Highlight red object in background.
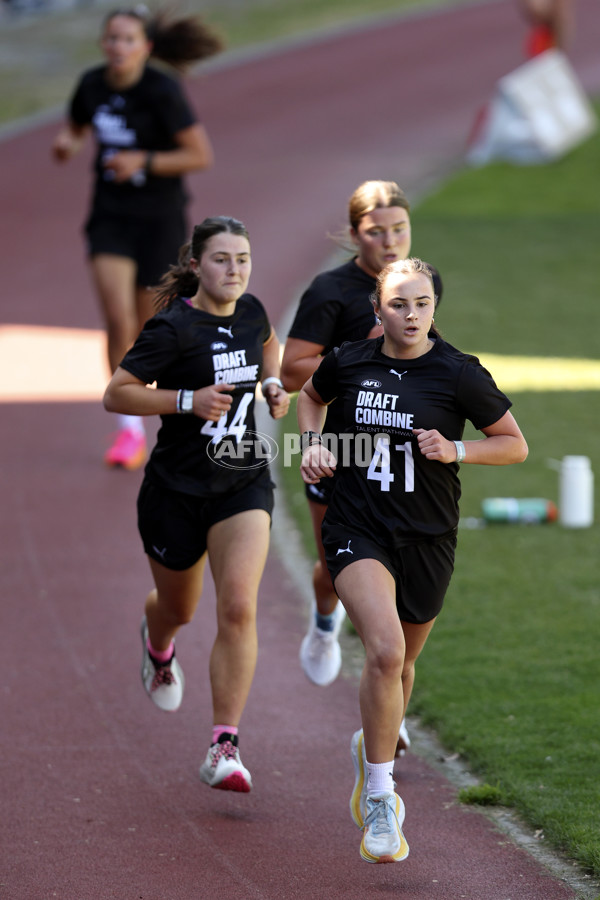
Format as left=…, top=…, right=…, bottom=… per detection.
left=526, top=23, right=556, bottom=56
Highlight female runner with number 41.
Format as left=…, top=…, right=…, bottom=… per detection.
left=298, top=258, right=527, bottom=864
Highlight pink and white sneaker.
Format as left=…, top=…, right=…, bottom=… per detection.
left=104, top=428, right=147, bottom=470
left=140, top=617, right=184, bottom=712
left=199, top=735, right=252, bottom=792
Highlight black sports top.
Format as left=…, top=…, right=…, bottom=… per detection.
left=287, top=258, right=377, bottom=436
left=311, top=336, right=511, bottom=543
left=120, top=295, right=272, bottom=496
left=69, top=65, right=198, bottom=217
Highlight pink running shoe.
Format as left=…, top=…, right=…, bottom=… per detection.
left=104, top=428, right=146, bottom=470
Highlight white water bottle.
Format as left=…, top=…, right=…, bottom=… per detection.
left=559, top=456, right=594, bottom=528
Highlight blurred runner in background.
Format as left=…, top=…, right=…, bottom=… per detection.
left=519, top=0, right=575, bottom=56
left=52, top=5, right=222, bottom=468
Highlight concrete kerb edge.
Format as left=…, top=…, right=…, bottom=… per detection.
left=409, top=724, right=600, bottom=900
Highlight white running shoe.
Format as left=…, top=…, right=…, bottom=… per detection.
left=350, top=728, right=367, bottom=828
left=140, top=617, right=184, bottom=712
left=360, top=792, right=409, bottom=864
left=351, top=721, right=410, bottom=828
left=199, top=736, right=252, bottom=792
left=299, top=600, right=346, bottom=686
left=396, top=718, right=411, bottom=758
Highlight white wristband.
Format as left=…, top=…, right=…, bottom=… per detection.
left=453, top=440, right=466, bottom=463
left=261, top=376, right=283, bottom=392
left=177, top=388, right=194, bottom=414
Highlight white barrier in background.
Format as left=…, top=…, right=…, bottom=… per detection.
left=467, top=50, right=597, bottom=166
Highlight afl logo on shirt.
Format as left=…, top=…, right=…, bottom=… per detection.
left=211, top=341, right=228, bottom=351
left=206, top=430, right=278, bottom=470
left=361, top=379, right=382, bottom=388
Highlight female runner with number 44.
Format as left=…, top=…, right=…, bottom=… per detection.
left=104, top=216, right=289, bottom=793
left=298, top=258, right=527, bottom=863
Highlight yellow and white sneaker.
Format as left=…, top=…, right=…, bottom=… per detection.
left=351, top=722, right=410, bottom=828
left=360, top=792, right=409, bottom=864
left=350, top=729, right=367, bottom=828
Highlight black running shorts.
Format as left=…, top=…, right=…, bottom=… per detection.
left=85, top=208, right=187, bottom=287
left=137, top=472, right=274, bottom=570
left=321, top=519, right=456, bottom=625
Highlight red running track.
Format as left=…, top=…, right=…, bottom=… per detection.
left=1, top=1, right=600, bottom=897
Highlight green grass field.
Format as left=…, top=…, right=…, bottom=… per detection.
left=278, top=111, right=600, bottom=877
left=411, top=128, right=600, bottom=876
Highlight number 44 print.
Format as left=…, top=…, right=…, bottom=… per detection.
left=201, top=392, right=253, bottom=444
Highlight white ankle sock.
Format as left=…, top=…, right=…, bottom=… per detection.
left=117, top=414, right=145, bottom=435
left=366, top=760, right=395, bottom=796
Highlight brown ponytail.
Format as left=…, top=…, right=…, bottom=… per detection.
left=153, top=241, right=198, bottom=311
left=104, top=7, right=224, bottom=72
left=147, top=11, right=224, bottom=71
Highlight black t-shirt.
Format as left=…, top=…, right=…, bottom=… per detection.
left=69, top=65, right=197, bottom=217
left=120, top=296, right=272, bottom=497
left=311, top=336, right=512, bottom=544
left=287, top=258, right=377, bottom=435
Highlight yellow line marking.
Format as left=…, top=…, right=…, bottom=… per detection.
left=477, top=353, right=600, bottom=392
